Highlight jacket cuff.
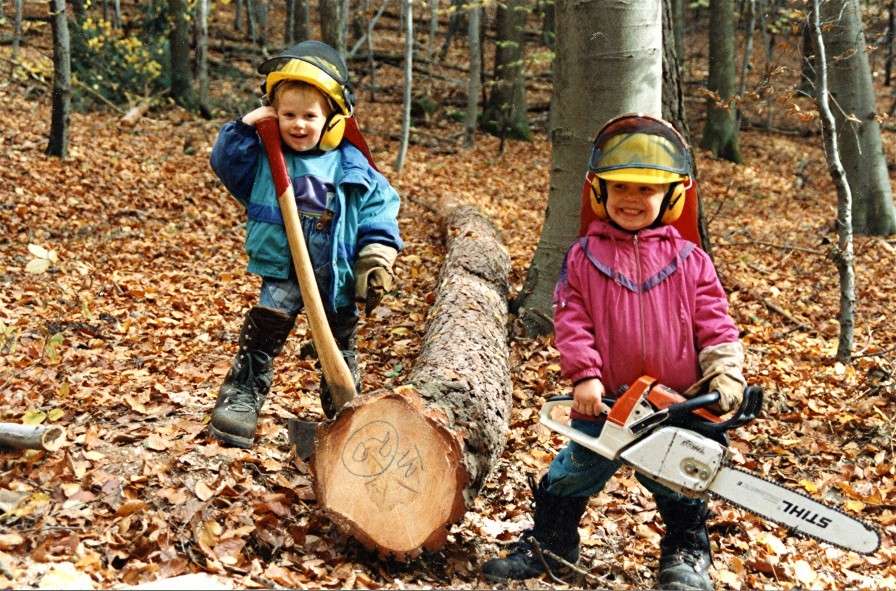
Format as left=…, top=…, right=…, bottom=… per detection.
left=570, top=369, right=603, bottom=385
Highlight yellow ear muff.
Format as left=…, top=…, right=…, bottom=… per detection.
left=588, top=175, right=609, bottom=220
left=660, top=179, right=689, bottom=224
left=318, top=113, right=347, bottom=151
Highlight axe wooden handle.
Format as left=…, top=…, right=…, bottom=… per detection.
left=256, top=118, right=356, bottom=412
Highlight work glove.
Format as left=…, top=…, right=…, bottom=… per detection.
left=354, top=243, right=398, bottom=314
left=685, top=341, right=747, bottom=414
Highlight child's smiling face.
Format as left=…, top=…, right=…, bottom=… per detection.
left=274, top=86, right=331, bottom=152
left=605, top=180, right=669, bottom=231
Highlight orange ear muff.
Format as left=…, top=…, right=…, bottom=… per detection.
left=317, top=113, right=347, bottom=151
left=660, top=177, right=691, bottom=224
left=588, top=174, right=609, bottom=220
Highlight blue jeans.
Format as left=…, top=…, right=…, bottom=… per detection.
left=544, top=419, right=704, bottom=511
left=259, top=276, right=358, bottom=349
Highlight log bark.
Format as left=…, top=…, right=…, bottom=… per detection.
left=311, top=202, right=512, bottom=558
left=0, top=423, right=66, bottom=451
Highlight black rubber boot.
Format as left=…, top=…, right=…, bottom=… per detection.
left=481, top=475, right=589, bottom=582
left=210, top=306, right=295, bottom=448
left=319, top=349, right=360, bottom=418
left=656, top=496, right=714, bottom=591
left=319, top=309, right=360, bottom=418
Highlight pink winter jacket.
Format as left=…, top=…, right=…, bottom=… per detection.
left=553, top=219, right=740, bottom=397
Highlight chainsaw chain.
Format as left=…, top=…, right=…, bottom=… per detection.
left=709, top=463, right=881, bottom=555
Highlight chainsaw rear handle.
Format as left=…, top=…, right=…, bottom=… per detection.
left=665, top=386, right=764, bottom=435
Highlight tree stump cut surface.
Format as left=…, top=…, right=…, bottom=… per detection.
left=312, top=203, right=513, bottom=558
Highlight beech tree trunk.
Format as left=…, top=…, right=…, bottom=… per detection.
left=483, top=0, right=530, bottom=140
left=515, top=0, right=662, bottom=335
left=701, top=0, right=742, bottom=163
left=812, top=1, right=855, bottom=362
left=312, top=203, right=512, bottom=557
left=320, top=0, right=346, bottom=56
left=169, top=0, right=196, bottom=109
left=196, top=0, right=210, bottom=108
left=47, top=0, right=71, bottom=158
left=820, top=0, right=896, bottom=235
left=394, top=0, right=412, bottom=172
left=464, top=4, right=482, bottom=148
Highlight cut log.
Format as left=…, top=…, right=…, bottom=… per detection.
left=312, top=202, right=512, bottom=558
left=0, top=423, right=66, bottom=451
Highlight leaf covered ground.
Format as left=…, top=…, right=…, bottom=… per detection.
left=2, top=8, right=896, bottom=591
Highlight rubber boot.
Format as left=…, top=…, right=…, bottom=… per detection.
left=481, top=475, right=588, bottom=582
left=319, top=349, right=360, bottom=418
left=319, top=310, right=360, bottom=418
left=656, top=496, right=714, bottom=591
left=210, top=306, right=295, bottom=448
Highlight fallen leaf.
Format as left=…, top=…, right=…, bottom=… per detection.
left=794, top=559, right=817, bottom=586
left=195, top=481, right=215, bottom=501
left=0, top=533, right=24, bottom=550
left=144, top=434, right=171, bottom=451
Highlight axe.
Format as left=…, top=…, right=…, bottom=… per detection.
left=256, top=118, right=356, bottom=455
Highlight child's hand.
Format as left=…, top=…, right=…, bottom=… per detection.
left=242, top=106, right=277, bottom=126
left=572, top=379, right=605, bottom=416
left=354, top=244, right=398, bottom=315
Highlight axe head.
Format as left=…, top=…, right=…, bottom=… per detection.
left=287, top=418, right=319, bottom=461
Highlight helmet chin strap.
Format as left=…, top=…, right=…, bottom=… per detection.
left=649, top=183, right=678, bottom=228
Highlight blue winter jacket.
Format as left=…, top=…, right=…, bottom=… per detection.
left=210, top=120, right=403, bottom=310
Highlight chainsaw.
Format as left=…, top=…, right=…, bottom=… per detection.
left=539, top=376, right=880, bottom=555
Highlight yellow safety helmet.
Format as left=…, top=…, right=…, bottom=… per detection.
left=587, top=114, right=693, bottom=225
left=258, top=41, right=354, bottom=151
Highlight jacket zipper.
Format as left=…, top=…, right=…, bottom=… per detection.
left=634, top=234, right=646, bottom=373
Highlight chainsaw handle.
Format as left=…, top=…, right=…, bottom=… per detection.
left=667, top=386, right=764, bottom=435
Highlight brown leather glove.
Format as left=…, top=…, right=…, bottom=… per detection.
left=354, top=244, right=397, bottom=314
left=685, top=341, right=747, bottom=413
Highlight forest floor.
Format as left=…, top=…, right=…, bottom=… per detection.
left=2, top=6, right=896, bottom=590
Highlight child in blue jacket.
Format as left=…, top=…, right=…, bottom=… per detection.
left=208, top=41, right=403, bottom=448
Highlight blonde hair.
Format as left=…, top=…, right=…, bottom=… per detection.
left=270, top=80, right=334, bottom=115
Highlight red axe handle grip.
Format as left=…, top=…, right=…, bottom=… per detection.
left=255, top=118, right=357, bottom=412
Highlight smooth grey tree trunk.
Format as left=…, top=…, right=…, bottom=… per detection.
left=541, top=0, right=555, bottom=48
left=295, top=0, right=310, bottom=41
left=463, top=4, right=481, bottom=148
left=483, top=0, right=530, bottom=141
left=516, top=0, right=663, bottom=335
left=429, top=0, right=439, bottom=64
left=234, top=0, right=243, bottom=31
left=169, top=0, right=195, bottom=109
left=820, top=0, right=896, bottom=235
left=738, top=0, right=755, bottom=100
left=320, top=0, right=346, bottom=56
left=812, top=1, right=855, bottom=362
left=798, top=19, right=815, bottom=95
left=662, top=0, right=712, bottom=257
left=701, top=0, right=741, bottom=162
left=47, top=0, right=71, bottom=159
left=196, top=0, right=210, bottom=108
left=672, top=0, right=684, bottom=64
left=395, top=0, right=412, bottom=172
left=285, top=0, right=295, bottom=43
left=253, top=0, right=268, bottom=47
left=12, top=0, right=23, bottom=65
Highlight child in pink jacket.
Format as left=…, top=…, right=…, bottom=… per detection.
left=483, top=114, right=746, bottom=591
